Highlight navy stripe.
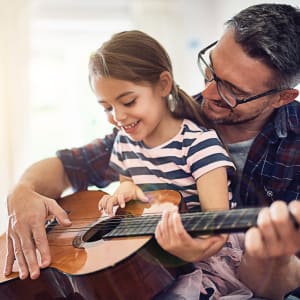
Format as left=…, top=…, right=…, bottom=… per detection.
left=114, top=150, right=187, bottom=166
left=191, top=153, right=231, bottom=173
left=188, top=138, right=224, bottom=156
left=126, top=166, right=189, bottom=180
left=109, top=161, right=130, bottom=177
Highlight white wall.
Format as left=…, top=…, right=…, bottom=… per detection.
left=0, top=0, right=32, bottom=233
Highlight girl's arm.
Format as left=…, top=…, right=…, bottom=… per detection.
left=98, top=175, right=148, bottom=216
left=155, top=167, right=230, bottom=262
left=196, top=166, right=229, bottom=211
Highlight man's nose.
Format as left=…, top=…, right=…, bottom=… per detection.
left=201, top=80, right=220, bottom=100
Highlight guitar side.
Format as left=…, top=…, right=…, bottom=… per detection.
left=0, top=190, right=186, bottom=300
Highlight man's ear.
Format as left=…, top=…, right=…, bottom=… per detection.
left=159, top=71, right=173, bottom=97
left=272, top=89, right=299, bottom=108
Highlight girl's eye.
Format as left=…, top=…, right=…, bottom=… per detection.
left=123, top=98, right=136, bottom=107
left=104, top=107, right=112, bottom=113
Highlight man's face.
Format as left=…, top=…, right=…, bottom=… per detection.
left=201, top=29, right=279, bottom=125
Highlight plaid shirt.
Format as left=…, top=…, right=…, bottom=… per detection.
left=240, top=101, right=300, bottom=207
left=57, top=94, right=300, bottom=207
left=194, top=93, right=300, bottom=207
left=57, top=127, right=119, bottom=190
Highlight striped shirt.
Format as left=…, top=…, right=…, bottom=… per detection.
left=110, top=119, right=235, bottom=211
left=57, top=95, right=300, bottom=208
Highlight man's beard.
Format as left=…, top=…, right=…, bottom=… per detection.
left=200, top=101, right=261, bottom=126
left=211, top=114, right=260, bottom=125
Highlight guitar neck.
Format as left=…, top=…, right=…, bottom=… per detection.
left=103, top=207, right=260, bottom=239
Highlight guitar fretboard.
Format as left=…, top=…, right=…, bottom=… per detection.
left=103, top=207, right=260, bottom=238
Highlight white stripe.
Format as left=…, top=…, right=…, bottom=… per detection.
left=193, top=161, right=235, bottom=179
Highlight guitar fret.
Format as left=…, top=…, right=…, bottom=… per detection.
left=103, top=208, right=260, bottom=238
left=104, top=215, right=160, bottom=238
left=204, top=212, right=229, bottom=232
left=216, top=211, right=229, bottom=230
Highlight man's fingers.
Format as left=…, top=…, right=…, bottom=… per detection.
left=289, top=200, right=300, bottom=228
left=47, top=199, right=71, bottom=227
left=19, top=235, right=42, bottom=280
left=252, top=202, right=300, bottom=257
left=4, top=236, right=15, bottom=276
left=244, top=227, right=265, bottom=257
left=32, top=227, right=51, bottom=269
left=10, top=233, right=30, bottom=280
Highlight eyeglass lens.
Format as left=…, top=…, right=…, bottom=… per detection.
left=198, top=52, right=237, bottom=107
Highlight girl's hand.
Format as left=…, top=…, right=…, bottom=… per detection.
left=98, top=181, right=148, bottom=216
left=155, top=210, right=227, bottom=262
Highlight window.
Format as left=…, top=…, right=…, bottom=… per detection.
left=29, top=12, right=132, bottom=161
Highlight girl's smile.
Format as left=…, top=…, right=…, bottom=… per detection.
left=120, top=120, right=140, bottom=134
left=92, top=76, right=181, bottom=147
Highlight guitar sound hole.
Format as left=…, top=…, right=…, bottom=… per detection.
left=83, top=216, right=122, bottom=243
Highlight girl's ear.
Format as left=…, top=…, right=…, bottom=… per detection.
left=159, top=71, right=173, bottom=97
left=272, top=88, right=299, bottom=108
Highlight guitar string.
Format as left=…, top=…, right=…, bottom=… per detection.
left=45, top=209, right=260, bottom=234
left=45, top=209, right=260, bottom=233
left=45, top=209, right=259, bottom=231
left=46, top=210, right=259, bottom=247
left=45, top=207, right=260, bottom=224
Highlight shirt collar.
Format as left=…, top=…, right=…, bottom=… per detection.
left=194, top=93, right=300, bottom=138
left=273, top=101, right=300, bottom=138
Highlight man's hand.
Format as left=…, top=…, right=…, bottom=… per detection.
left=245, top=200, right=300, bottom=258
left=239, top=201, right=300, bottom=300
left=4, top=184, right=71, bottom=280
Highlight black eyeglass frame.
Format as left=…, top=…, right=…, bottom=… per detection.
left=197, top=40, right=284, bottom=108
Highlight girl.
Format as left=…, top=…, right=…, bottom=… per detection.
left=89, top=30, right=252, bottom=299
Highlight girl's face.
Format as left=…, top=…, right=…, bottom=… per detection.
left=92, top=76, right=174, bottom=147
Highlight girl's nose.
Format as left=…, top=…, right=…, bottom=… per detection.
left=112, top=107, right=126, bottom=123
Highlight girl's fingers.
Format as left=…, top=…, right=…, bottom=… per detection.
left=136, top=188, right=149, bottom=202
left=117, top=194, right=126, bottom=208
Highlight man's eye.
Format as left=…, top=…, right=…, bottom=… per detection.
left=232, top=90, right=247, bottom=98
left=224, top=84, right=247, bottom=98
left=205, top=68, right=214, bottom=81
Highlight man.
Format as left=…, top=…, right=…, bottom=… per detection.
left=4, top=3, right=300, bottom=299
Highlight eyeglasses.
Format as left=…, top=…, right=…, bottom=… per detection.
left=197, top=41, right=282, bottom=108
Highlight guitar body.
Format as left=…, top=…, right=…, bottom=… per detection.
left=0, top=190, right=191, bottom=300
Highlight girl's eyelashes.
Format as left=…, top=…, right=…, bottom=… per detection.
left=100, top=97, right=137, bottom=113
left=103, top=107, right=112, bottom=113
left=123, top=98, right=136, bottom=107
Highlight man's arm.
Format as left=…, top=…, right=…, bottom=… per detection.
left=238, top=201, right=300, bottom=300
left=5, top=157, right=72, bottom=280
left=5, top=130, right=118, bottom=280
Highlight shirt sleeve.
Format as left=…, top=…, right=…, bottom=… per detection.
left=109, top=132, right=131, bottom=177
left=187, top=129, right=235, bottom=180
left=56, top=128, right=119, bottom=191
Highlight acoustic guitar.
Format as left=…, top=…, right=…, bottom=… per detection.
left=0, top=190, right=259, bottom=300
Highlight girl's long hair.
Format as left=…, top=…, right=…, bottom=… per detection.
left=89, top=30, right=209, bottom=128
